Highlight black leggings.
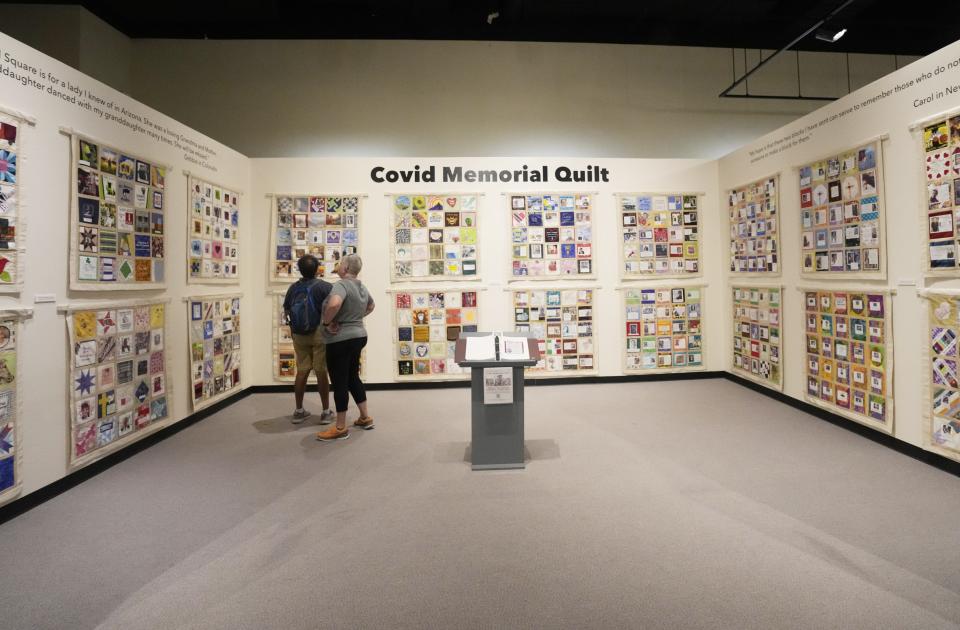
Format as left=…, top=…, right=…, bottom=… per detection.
left=325, top=336, right=367, bottom=413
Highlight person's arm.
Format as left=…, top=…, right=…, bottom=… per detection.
left=365, top=293, right=375, bottom=317
left=322, top=290, right=344, bottom=329
left=282, top=286, right=293, bottom=322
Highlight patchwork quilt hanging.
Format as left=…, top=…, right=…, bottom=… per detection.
left=0, top=311, right=25, bottom=506
left=728, top=176, right=780, bottom=274
left=802, top=289, right=893, bottom=433
left=188, top=176, right=240, bottom=282
left=512, top=287, right=596, bottom=376
left=0, top=108, right=25, bottom=293
left=921, top=291, right=960, bottom=462
left=622, top=285, right=704, bottom=372
left=66, top=300, right=170, bottom=468
left=918, top=114, right=960, bottom=272
left=731, top=285, right=782, bottom=390
left=269, top=194, right=360, bottom=282
left=70, top=133, right=169, bottom=288
left=186, top=295, right=241, bottom=410
left=508, top=193, right=594, bottom=278
left=617, top=193, right=701, bottom=277
left=391, top=194, right=479, bottom=281
left=391, top=288, right=479, bottom=379
left=797, top=141, right=885, bottom=277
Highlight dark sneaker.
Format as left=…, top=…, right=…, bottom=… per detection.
left=318, top=410, right=335, bottom=425
left=316, top=426, right=349, bottom=441
left=353, top=416, right=375, bottom=430
left=291, top=409, right=311, bottom=424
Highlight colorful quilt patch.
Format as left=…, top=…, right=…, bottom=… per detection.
left=618, top=193, right=700, bottom=277
left=732, top=286, right=782, bottom=389
left=509, top=194, right=593, bottom=277
left=513, top=288, right=594, bottom=375
left=68, top=302, right=168, bottom=466
left=74, top=135, right=165, bottom=287
left=394, top=290, right=478, bottom=378
left=271, top=194, right=360, bottom=281
left=624, top=286, right=703, bottom=371
left=391, top=195, right=477, bottom=280
left=729, top=177, right=779, bottom=273
left=189, top=177, right=240, bottom=281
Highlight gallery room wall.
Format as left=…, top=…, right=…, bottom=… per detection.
left=1, top=4, right=918, bottom=159
left=0, top=31, right=252, bottom=496
left=248, top=157, right=721, bottom=385
left=719, top=37, right=960, bottom=460
left=127, top=40, right=913, bottom=159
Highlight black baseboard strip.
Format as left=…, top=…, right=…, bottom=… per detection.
left=251, top=371, right=727, bottom=393
left=723, top=372, right=960, bottom=478
left=0, top=388, right=252, bottom=526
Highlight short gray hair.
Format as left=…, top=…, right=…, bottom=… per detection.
left=342, top=253, right=363, bottom=275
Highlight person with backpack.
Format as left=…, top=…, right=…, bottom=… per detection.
left=283, top=254, right=334, bottom=424
left=315, top=253, right=375, bottom=442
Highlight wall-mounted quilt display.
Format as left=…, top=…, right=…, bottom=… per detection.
left=803, top=289, right=892, bottom=433
left=391, top=194, right=479, bottom=281
left=622, top=286, right=703, bottom=372
left=728, top=176, right=779, bottom=274
left=0, top=311, right=26, bottom=506
left=731, top=285, right=782, bottom=390
left=918, top=114, right=960, bottom=272
left=512, top=288, right=595, bottom=375
left=269, top=194, right=360, bottom=282
left=0, top=108, right=25, bottom=293
left=188, top=175, right=240, bottom=282
left=391, top=289, right=478, bottom=379
left=617, top=193, right=700, bottom=278
left=187, top=295, right=241, bottom=410
left=272, top=293, right=297, bottom=381
left=508, top=193, right=594, bottom=278
left=798, top=141, right=885, bottom=278
left=65, top=300, right=170, bottom=468
left=70, top=133, right=169, bottom=289
left=920, top=291, right=960, bottom=462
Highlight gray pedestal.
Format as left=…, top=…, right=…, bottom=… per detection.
left=469, top=365, right=527, bottom=470
left=455, top=332, right=540, bottom=471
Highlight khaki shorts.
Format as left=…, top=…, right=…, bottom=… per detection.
left=291, top=328, right=327, bottom=376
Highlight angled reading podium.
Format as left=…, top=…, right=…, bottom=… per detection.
left=454, top=332, right=541, bottom=470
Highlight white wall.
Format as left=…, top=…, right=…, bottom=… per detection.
left=248, top=157, right=722, bottom=385
left=0, top=31, right=252, bottom=496
left=718, top=39, right=960, bottom=461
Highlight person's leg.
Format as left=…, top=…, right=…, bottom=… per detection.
left=323, top=340, right=350, bottom=431
left=347, top=337, right=371, bottom=425
left=312, top=330, right=333, bottom=422
left=291, top=333, right=313, bottom=423
left=294, top=370, right=308, bottom=409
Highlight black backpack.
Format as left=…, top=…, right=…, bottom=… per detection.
left=288, top=281, right=322, bottom=335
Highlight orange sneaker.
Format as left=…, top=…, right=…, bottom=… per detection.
left=316, top=426, right=349, bottom=441
left=353, top=416, right=375, bottom=430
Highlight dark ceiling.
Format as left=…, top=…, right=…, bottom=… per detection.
left=22, top=0, right=960, bottom=57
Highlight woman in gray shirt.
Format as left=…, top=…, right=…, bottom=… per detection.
left=316, top=254, right=375, bottom=441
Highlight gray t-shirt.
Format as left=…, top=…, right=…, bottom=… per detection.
left=322, top=278, right=372, bottom=344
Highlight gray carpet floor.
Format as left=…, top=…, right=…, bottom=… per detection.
left=0, top=379, right=958, bottom=629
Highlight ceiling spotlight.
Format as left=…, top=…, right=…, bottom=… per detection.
left=815, top=27, right=847, bottom=43
left=487, top=11, right=499, bottom=25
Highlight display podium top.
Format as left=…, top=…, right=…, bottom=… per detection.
left=454, top=332, right=541, bottom=368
